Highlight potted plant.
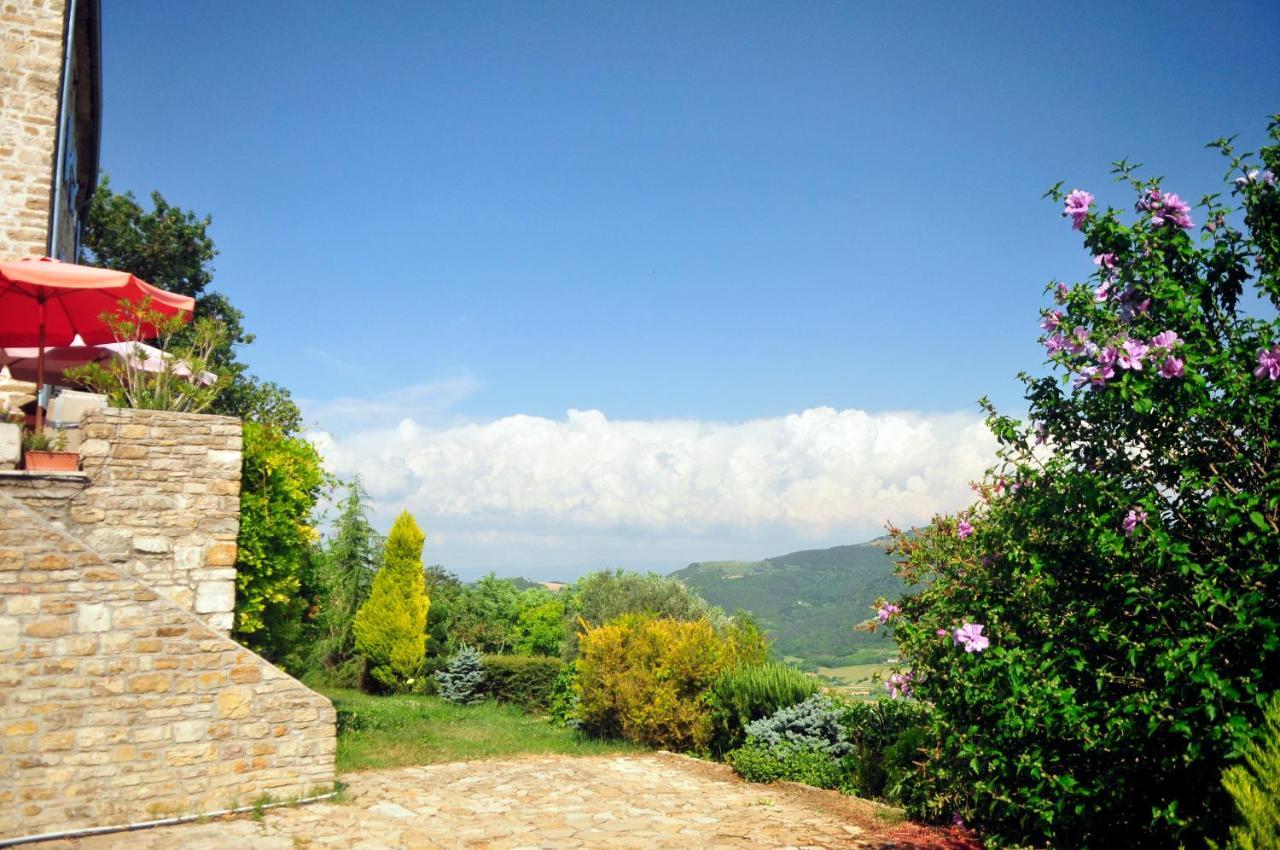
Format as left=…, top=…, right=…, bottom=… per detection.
left=22, top=428, right=78, bottom=472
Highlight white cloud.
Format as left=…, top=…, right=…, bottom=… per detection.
left=308, top=406, right=996, bottom=573
left=298, top=377, right=480, bottom=429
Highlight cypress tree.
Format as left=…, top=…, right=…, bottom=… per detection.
left=353, top=510, right=430, bottom=691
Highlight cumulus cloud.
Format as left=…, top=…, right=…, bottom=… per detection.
left=308, top=406, right=996, bottom=571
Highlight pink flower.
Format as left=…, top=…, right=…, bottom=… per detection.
left=1118, top=339, right=1149, bottom=370
left=886, top=671, right=914, bottom=699
left=1063, top=190, right=1094, bottom=229
left=936, top=628, right=950, bottom=638
left=1033, top=420, right=1047, bottom=445
left=953, top=623, right=989, bottom=653
left=1055, top=282, right=1070, bottom=303
left=1045, top=333, right=1066, bottom=354
left=1094, top=281, right=1112, bottom=302
left=1159, top=356, right=1184, bottom=379
left=1122, top=507, right=1147, bottom=536
left=1093, top=253, right=1117, bottom=270
left=957, top=520, right=974, bottom=539
left=1255, top=346, right=1280, bottom=381
left=876, top=603, right=901, bottom=625
left=1138, top=189, right=1194, bottom=229
left=1149, top=330, right=1181, bottom=351
left=1068, top=326, right=1091, bottom=355
left=1041, top=311, right=1063, bottom=332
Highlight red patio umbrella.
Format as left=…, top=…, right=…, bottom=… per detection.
left=0, top=257, right=195, bottom=432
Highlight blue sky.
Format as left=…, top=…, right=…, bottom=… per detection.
left=97, top=1, right=1280, bottom=577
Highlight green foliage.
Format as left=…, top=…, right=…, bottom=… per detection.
left=481, top=654, right=565, bottom=711
left=672, top=543, right=904, bottom=664
left=564, top=568, right=727, bottom=658
left=64, top=297, right=226, bottom=413
left=884, top=120, right=1280, bottom=847
left=435, top=645, right=486, bottom=705
left=726, top=741, right=846, bottom=790
left=304, top=481, right=382, bottom=687
left=512, top=595, right=567, bottom=657
left=421, top=564, right=463, bottom=676
left=233, top=421, right=325, bottom=661
left=840, top=699, right=931, bottom=802
left=353, top=511, right=430, bottom=692
left=447, top=573, right=525, bottom=654
left=81, top=176, right=303, bottom=434
left=547, top=663, right=581, bottom=727
left=575, top=613, right=767, bottom=751
left=1217, top=695, right=1280, bottom=850
left=708, top=661, right=820, bottom=754
left=743, top=694, right=852, bottom=758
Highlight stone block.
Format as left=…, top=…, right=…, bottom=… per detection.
left=173, top=546, right=203, bottom=570
left=76, top=603, right=110, bottom=633
left=206, top=543, right=237, bottom=566
left=132, top=536, right=170, bottom=554
left=216, top=688, right=252, bottom=720
left=194, top=581, right=234, bottom=614
left=0, top=423, right=19, bottom=469
left=0, top=616, right=18, bottom=651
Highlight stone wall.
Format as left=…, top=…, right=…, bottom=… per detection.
left=0, top=408, right=243, bottom=634
left=0, top=0, right=66, bottom=260
left=0, top=492, right=336, bottom=841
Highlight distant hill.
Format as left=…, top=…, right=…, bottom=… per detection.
left=670, top=540, right=904, bottom=666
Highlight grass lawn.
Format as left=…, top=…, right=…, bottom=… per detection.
left=319, top=687, right=638, bottom=773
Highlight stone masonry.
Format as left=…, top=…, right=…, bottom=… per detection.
left=1, top=408, right=242, bottom=634
left=0, top=0, right=66, bottom=260
left=0, top=492, right=336, bottom=840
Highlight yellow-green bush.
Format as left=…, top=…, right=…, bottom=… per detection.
left=353, top=511, right=430, bottom=691
left=575, top=613, right=766, bottom=751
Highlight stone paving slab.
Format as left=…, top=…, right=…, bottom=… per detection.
left=23, top=753, right=976, bottom=849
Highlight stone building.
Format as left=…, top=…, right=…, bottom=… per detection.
left=0, top=0, right=101, bottom=262
left=1, top=3, right=337, bottom=841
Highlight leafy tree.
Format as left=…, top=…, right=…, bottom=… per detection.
left=448, top=573, right=525, bottom=654
left=563, top=568, right=726, bottom=658
left=305, top=480, right=382, bottom=685
left=353, top=510, right=431, bottom=691
left=512, top=593, right=567, bottom=656
left=1216, top=695, right=1280, bottom=850
left=421, top=564, right=463, bottom=672
left=882, top=120, right=1280, bottom=847
left=233, top=421, right=326, bottom=662
left=80, top=176, right=303, bottom=433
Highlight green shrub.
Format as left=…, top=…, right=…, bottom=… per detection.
left=481, top=654, right=564, bottom=711
left=1216, top=695, right=1280, bottom=850
left=726, top=741, right=846, bottom=790
left=744, top=694, right=852, bottom=758
left=708, top=661, right=820, bottom=754
left=563, top=569, right=727, bottom=658
left=548, top=663, right=581, bottom=728
left=884, top=121, right=1280, bottom=847
left=352, top=511, right=430, bottom=692
left=840, top=699, right=931, bottom=801
left=575, top=613, right=766, bottom=750
left=435, top=645, right=486, bottom=705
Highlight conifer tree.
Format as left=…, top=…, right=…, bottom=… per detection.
left=353, top=510, right=430, bottom=691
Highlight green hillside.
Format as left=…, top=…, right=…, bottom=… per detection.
left=670, top=540, right=904, bottom=667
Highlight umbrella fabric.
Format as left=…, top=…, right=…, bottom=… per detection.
left=0, top=340, right=216, bottom=386
left=0, top=257, right=195, bottom=347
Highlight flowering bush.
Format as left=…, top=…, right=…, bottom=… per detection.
left=881, top=118, right=1280, bottom=848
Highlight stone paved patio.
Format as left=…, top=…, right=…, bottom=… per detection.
left=25, top=753, right=976, bottom=849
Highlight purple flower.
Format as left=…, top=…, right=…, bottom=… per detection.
left=1265, top=170, right=1276, bottom=185
left=1094, top=281, right=1112, bottom=302
left=1255, top=345, right=1280, bottom=381
left=1045, top=333, right=1066, bottom=354
left=886, top=671, right=914, bottom=699
left=1150, top=330, right=1182, bottom=351
left=1098, top=346, right=1119, bottom=368
left=957, top=520, right=974, bottom=539
left=1159, top=356, right=1184, bottom=379
left=1068, top=326, right=1091, bottom=355
left=936, top=628, right=950, bottom=638
left=1093, top=252, right=1117, bottom=270
left=953, top=623, right=989, bottom=653
left=1063, top=189, right=1094, bottom=229
left=876, top=603, right=901, bottom=625
left=951, top=813, right=966, bottom=829
left=1055, top=282, right=1070, bottom=303
left=1138, top=189, right=1194, bottom=229
left=1122, top=507, right=1148, bottom=537
left=1041, top=311, right=1063, bottom=332
left=1118, top=339, right=1149, bottom=370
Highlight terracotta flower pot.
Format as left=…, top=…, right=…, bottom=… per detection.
left=23, top=450, right=79, bottom=472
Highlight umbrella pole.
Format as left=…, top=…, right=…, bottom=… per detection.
left=35, top=296, right=46, bottom=434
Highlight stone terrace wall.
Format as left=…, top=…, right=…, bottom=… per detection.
left=0, top=0, right=66, bottom=260
left=0, top=492, right=335, bottom=840
left=1, top=409, right=244, bottom=634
